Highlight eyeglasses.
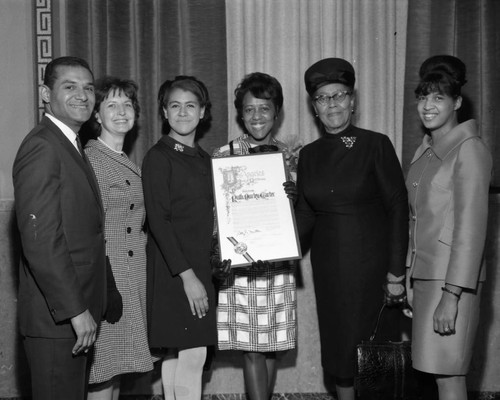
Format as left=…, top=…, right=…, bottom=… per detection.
left=313, top=91, right=352, bottom=106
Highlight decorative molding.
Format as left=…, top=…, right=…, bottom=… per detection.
left=34, top=0, right=53, bottom=120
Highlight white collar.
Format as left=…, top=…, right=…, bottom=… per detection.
left=45, top=113, right=79, bottom=150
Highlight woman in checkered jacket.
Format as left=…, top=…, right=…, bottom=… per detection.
left=84, top=77, right=153, bottom=399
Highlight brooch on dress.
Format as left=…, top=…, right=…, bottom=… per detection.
left=340, top=136, right=356, bottom=149
left=174, top=143, right=184, bottom=152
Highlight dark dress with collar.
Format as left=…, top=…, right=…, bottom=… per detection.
left=295, top=124, right=408, bottom=379
left=142, top=135, right=216, bottom=349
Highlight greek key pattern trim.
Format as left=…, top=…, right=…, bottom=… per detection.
left=35, top=0, right=53, bottom=120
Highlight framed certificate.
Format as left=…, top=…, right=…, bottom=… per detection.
left=212, top=152, right=302, bottom=267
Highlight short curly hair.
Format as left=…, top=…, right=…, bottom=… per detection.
left=233, top=72, right=283, bottom=121
left=86, top=76, right=140, bottom=136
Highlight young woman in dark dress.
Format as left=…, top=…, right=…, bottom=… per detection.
left=142, top=76, right=216, bottom=400
left=295, top=58, right=409, bottom=400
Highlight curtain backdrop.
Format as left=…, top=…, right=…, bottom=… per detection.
left=402, top=0, right=500, bottom=187
left=221, top=1, right=409, bottom=394
left=225, top=0, right=408, bottom=157
left=62, top=0, right=228, bottom=166
left=59, top=0, right=410, bottom=163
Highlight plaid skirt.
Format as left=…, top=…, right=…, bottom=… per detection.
left=217, top=262, right=297, bottom=352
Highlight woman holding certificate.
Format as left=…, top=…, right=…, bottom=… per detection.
left=212, top=72, right=298, bottom=400
left=295, top=58, right=409, bottom=400
left=142, top=76, right=218, bottom=400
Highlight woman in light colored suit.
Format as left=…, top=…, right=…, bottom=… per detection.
left=84, top=77, right=153, bottom=400
left=406, top=55, right=492, bottom=400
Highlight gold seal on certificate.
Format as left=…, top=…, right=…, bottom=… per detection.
left=227, top=236, right=255, bottom=263
left=212, top=152, right=301, bottom=268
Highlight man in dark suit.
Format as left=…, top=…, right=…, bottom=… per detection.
left=13, top=56, right=106, bottom=400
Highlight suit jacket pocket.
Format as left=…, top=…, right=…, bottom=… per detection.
left=438, top=225, right=453, bottom=246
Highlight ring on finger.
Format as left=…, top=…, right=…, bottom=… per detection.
left=444, top=327, right=451, bottom=332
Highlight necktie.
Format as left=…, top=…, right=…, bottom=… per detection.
left=75, top=134, right=87, bottom=163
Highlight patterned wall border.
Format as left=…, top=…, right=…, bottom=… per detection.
left=34, top=0, right=53, bottom=120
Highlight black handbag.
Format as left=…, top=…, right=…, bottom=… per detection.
left=355, top=304, right=418, bottom=400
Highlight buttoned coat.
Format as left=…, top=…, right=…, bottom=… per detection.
left=84, top=139, right=152, bottom=383
left=295, top=125, right=409, bottom=378
left=142, top=135, right=217, bottom=349
left=13, top=116, right=106, bottom=338
left=406, top=120, right=492, bottom=289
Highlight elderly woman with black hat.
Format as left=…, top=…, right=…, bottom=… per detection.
left=295, top=58, right=409, bottom=400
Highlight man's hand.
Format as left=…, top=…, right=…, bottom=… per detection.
left=70, top=309, right=97, bottom=355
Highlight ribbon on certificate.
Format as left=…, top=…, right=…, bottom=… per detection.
left=227, top=237, right=255, bottom=263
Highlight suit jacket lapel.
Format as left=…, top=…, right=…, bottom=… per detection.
left=41, top=117, right=105, bottom=216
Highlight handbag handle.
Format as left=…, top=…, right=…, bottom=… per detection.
left=368, top=303, right=387, bottom=341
